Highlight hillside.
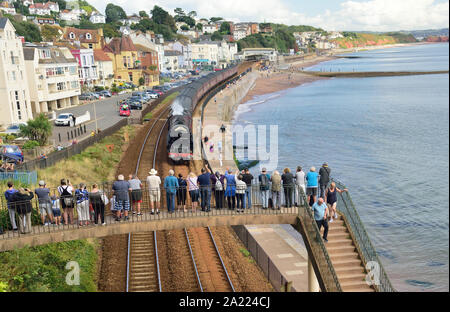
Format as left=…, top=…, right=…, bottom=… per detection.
left=332, top=32, right=417, bottom=49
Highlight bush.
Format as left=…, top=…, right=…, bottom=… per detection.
left=0, top=239, right=98, bottom=292
left=22, top=140, right=40, bottom=150
left=19, top=114, right=53, bottom=146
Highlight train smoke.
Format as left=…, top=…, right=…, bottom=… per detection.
left=171, top=99, right=184, bottom=116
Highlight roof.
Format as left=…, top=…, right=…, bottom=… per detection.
left=23, top=45, right=77, bottom=64
left=64, top=27, right=99, bottom=43
left=134, top=44, right=156, bottom=53
left=104, top=36, right=136, bottom=54
left=93, top=49, right=112, bottom=62
left=0, top=17, right=9, bottom=29
left=164, top=50, right=181, bottom=56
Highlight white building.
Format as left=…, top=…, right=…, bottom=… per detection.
left=70, top=49, right=98, bottom=87
left=203, top=24, right=217, bottom=34
left=119, top=26, right=131, bottom=36
left=190, top=41, right=219, bottom=66
left=0, top=1, right=16, bottom=14
left=0, top=18, right=33, bottom=126
left=89, top=11, right=105, bottom=24
left=22, top=0, right=34, bottom=6
left=23, top=44, right=80, bottom=114
left=94, top=49, right=114, bottom=88
left=59, top=10, right=80, bottom=22
left=29, top=1, right=59, bottom=15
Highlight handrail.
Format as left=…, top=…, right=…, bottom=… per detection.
left=332, top=178, right=396, bottom=292
left=297, top=186, right=342, bottom=292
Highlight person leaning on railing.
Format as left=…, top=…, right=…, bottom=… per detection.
left=258, top=168, right=271, bottom=209
left=281, top=168, right=295, bottom=208
left=235, top=174, right=247, bottom=213
left=11, top=188, right=34, bottom=234
left=224, top=169, right=236, bottom=210
left=89, top=184, right=107, bottom=226
left=146, top=169, right=161, bottom=215
left=4, top=181, right=18, bottom=231
left=164, top=169, right=179, bottom=214
left=270, top=170, right=282, bottom=210
left=187, top=172, right=199, bottom=213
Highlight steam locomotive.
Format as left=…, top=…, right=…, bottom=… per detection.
left=167, top=66, right=238, bottom=163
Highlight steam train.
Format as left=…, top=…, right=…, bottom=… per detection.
left=167, top=66, right=239, bottom=163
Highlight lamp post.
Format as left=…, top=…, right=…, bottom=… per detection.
left=93, top=100, right=98, bottom=134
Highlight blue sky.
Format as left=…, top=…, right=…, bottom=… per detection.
left=89, top=0, right=449, bottom=31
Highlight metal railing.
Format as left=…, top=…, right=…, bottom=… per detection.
left=16, top=118, right=129, bottom=172
left=0, top=171, right=37, bottom=185
left=296, top=185, right=342, bottom=292
left=332, top=178, right=396, bottom=292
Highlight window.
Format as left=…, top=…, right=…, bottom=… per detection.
left=69, top=66, right=77, bottom=74
left=128, top=72, right=133, bottom=81
left=57, top=82, right=66, bottom=91
left=88, top=43, right=93, bottom=49
left=12, top=71, right=16, bottom=81
left=123, top=56, right=127, bottom=67
left=20, top=71, right=23, bottom=80
left=69, top=32, right=75, bottom=39
left=86, top=33, right=92, bottom=40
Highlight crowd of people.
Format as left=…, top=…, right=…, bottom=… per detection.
left=2, top=163, right=347, bottom=241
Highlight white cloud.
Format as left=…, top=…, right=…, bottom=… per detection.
left=89, top=0, right=449, bottom=31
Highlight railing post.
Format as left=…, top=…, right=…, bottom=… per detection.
left=308, top=257, right=320, bottom=292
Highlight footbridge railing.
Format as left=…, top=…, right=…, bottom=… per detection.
left=332, top=178, right=396, bottom=292
left=296, top=186, right=342, bottom=292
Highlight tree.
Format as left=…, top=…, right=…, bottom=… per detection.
left=219, top=22, right=231, bottom=35
left=211, top=31, right=223, bottom=41
left=188, top=11, right=197, bottom=18
left=139, top=10, right=149, bottom=18
left=19, top=114, right=53, bottom=146
left=105, top=3, right=127, bottom=23
left=210, top=17, right=223, bottom=23
left=103, top=23, right=121, bottom=38
left=41, top=25, right=61, bottom=42
left=139, top=77, right=145, bottom=86
left=195, top=23, right=203, bottom=31
left=8, top=17, right=42, bottom=42
left=151, top=5, right=177, bottom=32
left=174, top=8, right=185, bottom=16
left=180, top=25, right=189, bottom=31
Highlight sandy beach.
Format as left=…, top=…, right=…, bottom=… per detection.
left=240, top=55, right=334, bottom=105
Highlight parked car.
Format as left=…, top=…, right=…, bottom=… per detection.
left=119, top=104, right=131, bottom=117
left=87, top=92, right=100, bottom=99
left=54, top=113, right=74, bottom=126
left=2, top=122, right=27, bottom=135
left=79, top=93, right=95, bottom=101
left=129, top=95, right=146, bottom=105
left=152, top=89, right=164, bottom=96
left=98, top=90, right=112, bottom=97
left=1, top=145, right=24, bottom=162
left=145, top=90, right=159, bottom=99
left=128, top=99, right=143, bottom=110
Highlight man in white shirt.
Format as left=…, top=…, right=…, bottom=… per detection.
left=146, top=169, right=161, bottom=214
left=295, top=166, right=306, bottom=206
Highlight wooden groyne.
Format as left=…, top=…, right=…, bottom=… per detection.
left=299, top=70, right=449, bottom=78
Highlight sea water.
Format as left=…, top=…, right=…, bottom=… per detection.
left=234, top=43, right=449, bottom=291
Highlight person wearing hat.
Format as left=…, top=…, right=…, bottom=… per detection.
left=319, top=162, right=331, bottom=199
left=258, top=168, right=271, bottom=209
left=146, top=169, right=161, bottom=215
left=35, top=180, right=53, bottom=225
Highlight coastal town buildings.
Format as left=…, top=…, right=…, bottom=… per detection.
left=129, top=31, right=165, bottom=72
left=63, top=27, right=104, bottom=50
left=0, top=1, right=16, bottom=15
left=135, top=43, right=159, bottom=86
left=190, top=41, right=219, bottom=66
left=89, top=12, right=105, bottom=24
left=103, top=35, right=144, bottom=86
left=70, top=48, right=98, bottom=87
left=0, top=17, right=33, bottom=126
left=163, top=50, right=184, bottom=72
left=29, top=1, right=59, bottom=16
left=203, top=24, right=217, bottom=34
left=23, top=44, right=81, bottom=114
left=59, top=9, right=80, bottom=23
left=93, top=49, right=114, bottom=88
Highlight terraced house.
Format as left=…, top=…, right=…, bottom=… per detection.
left=23, top=44, right=80, bottom=114
left=0, top=18, right=32, bottom=126
left=63, top=27, right=104, bottom=50
left=103, top=35, right=144, bottom=87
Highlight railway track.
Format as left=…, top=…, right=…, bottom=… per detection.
left=185, top=227, right=235, bottom=292
left=126, top=232, right=161, bottom=292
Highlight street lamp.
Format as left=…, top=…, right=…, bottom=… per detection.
left=93, top=100, right=98, bottom=134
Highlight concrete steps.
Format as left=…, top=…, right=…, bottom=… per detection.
left=323, top=215, right=375, bottom=292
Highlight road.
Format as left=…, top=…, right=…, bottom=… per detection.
left=49, top=93, right=132, bottom=146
